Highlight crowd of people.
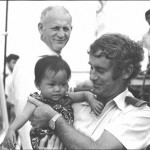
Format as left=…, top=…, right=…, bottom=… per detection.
left=2, top=4, right=150, bottom=150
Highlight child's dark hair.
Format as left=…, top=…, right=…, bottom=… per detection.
left=35, top=55, right=71, bottom=85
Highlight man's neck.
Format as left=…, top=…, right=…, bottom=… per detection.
left=97, top=86, right=127, bottom=106
left=42, top=39, right=61, bottom=55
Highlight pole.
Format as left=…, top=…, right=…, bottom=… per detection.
left=3, top=0, right=9, bottom=88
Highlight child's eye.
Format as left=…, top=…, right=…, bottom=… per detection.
left=62, top=83, right=67, bottom=86
left=49, top=83, right=54, bottom=87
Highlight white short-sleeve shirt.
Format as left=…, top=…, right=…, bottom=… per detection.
left=72, top=89, right=150, bottom=149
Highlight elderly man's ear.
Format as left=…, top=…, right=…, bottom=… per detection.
left=122, top=64, right=134, bottom=79
left=38, top=23, right=43, bottom=35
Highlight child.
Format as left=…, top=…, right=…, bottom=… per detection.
left=3, top=55, right=103, bottom=150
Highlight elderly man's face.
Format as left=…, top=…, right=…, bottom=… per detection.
left=89, top=54, right=124, bottom=99
left=39, top=10, right=72, bottom=54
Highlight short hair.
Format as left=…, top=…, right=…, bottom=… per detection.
left=89, top=33, right=144, bottom=81
left=40, top=5, right=72, bottom=23
left=6, top=54, right=19, bottom=63
left=35, top=55, right=71, bottom=85
left=145, top=9, right=150, bottom=20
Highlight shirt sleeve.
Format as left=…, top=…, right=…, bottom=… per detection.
left=105, top=107, right=150, bottom=149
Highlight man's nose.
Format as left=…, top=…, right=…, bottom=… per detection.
left=90, top=70, right=98, bottom=81
left=57, top=28, right=65, bottom=37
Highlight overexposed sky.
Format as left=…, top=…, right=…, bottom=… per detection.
left=0, top=1, right=99, bottom=74
left=0, top=1, right=150, bottom=75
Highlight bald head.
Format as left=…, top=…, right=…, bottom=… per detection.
left=40, top=5, right=72, bottom=24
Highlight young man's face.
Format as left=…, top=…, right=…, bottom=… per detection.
left=39, top=10, right=72, bottom=54
left=89, top=54, right=124, bottom=100
left=37, top=69, right=68, bottom=101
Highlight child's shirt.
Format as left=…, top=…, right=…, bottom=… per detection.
left=29, top=92, right=74, bottom=150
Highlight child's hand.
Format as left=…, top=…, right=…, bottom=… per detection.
left=84, top=91, right=104, bottom=116
left=3, top=128, right=16, bottom=150
left=90, top=99, right=104, bottom=116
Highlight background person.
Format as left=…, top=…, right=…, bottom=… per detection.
left=141, top=9, right=150, bottom=64
left=10, top=5, right=72, bottom=149
left=29, top=33, right=150, bottom=149
left=5, top=54, right=19, bottom=99
left=5, top=54, right=19, bottom=123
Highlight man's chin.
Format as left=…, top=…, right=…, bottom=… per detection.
left=55, top=43, right=66, bottom=50
left=54, top=49, right=62, bottom=54
left=92, top=87, right=104, bottom=96
left=91, top=88, right=99, bottom=95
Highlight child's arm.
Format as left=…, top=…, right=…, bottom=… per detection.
left=10, top=101, right=36, bottom=130
left=3, top=101, right=36, bottom=149
left=68, top=91, right=104, bottom=116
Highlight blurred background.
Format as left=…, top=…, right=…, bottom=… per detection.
left=0, top=1, right=150, bottom=85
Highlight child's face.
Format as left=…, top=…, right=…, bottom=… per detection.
left=37, top=69, right=69, bottom=101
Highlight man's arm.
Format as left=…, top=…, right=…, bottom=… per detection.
left=28, top=98, right=125, bottom=149
left=55, top=116, right=125, bottom=149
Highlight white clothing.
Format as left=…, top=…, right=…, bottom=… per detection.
left=142, top=30, right=150, bottom=56
left=141, top=47, right=149, bottom=72
left=5, top=66, right=13, bottom=103
left=11, top=40, right=58, bottom=149
left=72, top=89, right=150, bottom=149
left=5, top=74, right=13, bottom=98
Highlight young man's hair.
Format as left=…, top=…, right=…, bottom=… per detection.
left=34, top=55, right=71, bottom=85
left=89, top=33, right=144, bottom=81
left=6, top=54, right=19, bottom=63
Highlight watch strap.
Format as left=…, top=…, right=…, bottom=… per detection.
left=49, top=113, right=62, bottom=130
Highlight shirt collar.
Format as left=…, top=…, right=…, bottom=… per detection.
left=38, top=41, right=58, bottom=56
left=31, top=38, right=58, bottom=57
left=113, top=88, right=133, bottom=111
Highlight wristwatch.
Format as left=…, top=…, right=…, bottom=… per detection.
left=49, top=113, right=62, bottom=130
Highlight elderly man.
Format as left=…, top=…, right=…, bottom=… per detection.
left=29, top=33, right=150, bottom=149
left=11, top=5, right=72, bottom=149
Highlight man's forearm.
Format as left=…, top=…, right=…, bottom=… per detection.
left=55, top=117, right=98, bottom=149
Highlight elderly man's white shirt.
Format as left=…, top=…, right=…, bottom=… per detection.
left=12, top=41, right=58, bottom=114
left=73, top=89, right=150, bottom=149
left=10, top=41, right=58, bottom=149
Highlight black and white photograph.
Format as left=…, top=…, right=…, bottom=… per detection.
left=0, top=1, right=150, bottom=149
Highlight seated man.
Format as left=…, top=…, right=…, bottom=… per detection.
left=29, top=33, right=150, bottom=149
